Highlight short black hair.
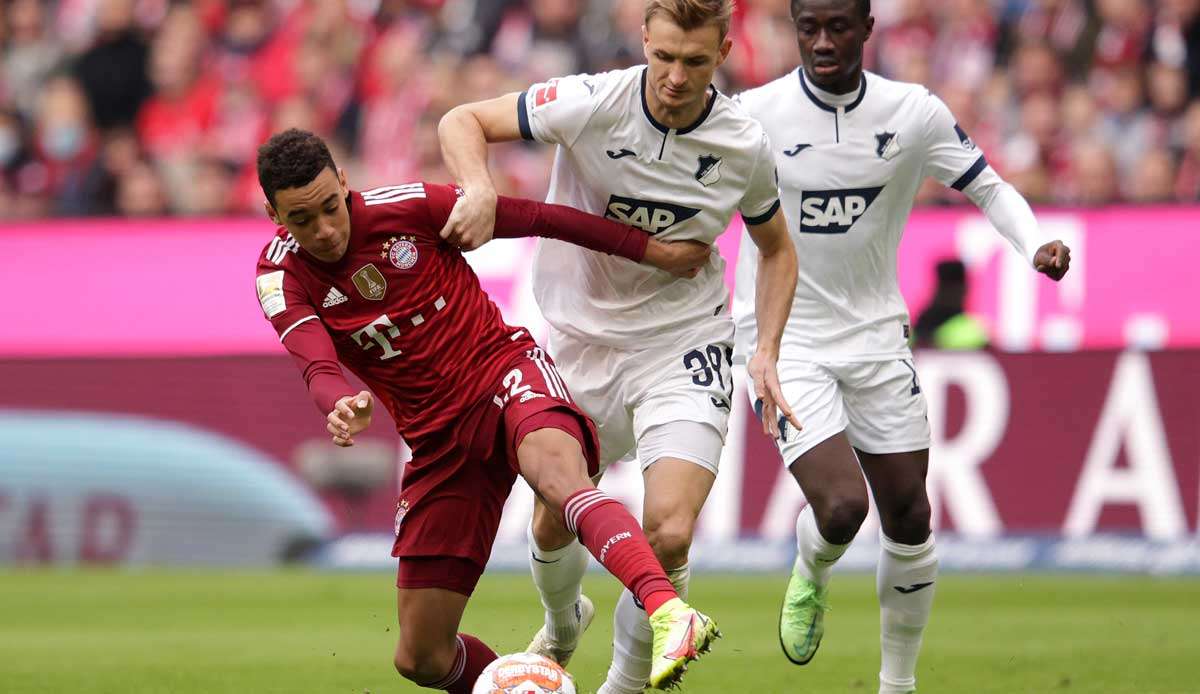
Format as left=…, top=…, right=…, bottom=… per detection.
left=790, top=0, right=870, bottom=22
left=256, top=128, right=337, bottom=207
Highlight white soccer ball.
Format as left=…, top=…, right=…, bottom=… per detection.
left=471, top=652, right=577, bottom=694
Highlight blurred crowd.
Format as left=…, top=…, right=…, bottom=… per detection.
left=1, top=0, right=1199, bottom=218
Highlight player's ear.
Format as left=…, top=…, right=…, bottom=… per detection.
left=264, top=200, right=280, bottom=225
left=337, top=167, right=348, bottom=195
left=717, top=36, right=733, bottom=65
left=642, top=24, right=650, bottom=53
left=863, top=14, right=874, bottom=41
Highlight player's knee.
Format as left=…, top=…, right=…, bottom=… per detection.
left=645, top=515, right=695, bottom=568
left=393, top=638, right=454, bottom=685
left=882, top=493, right=932, bottom=545
left=518, top=430, right=589, bottom=507
left=819, top=496, right=869, bottom=545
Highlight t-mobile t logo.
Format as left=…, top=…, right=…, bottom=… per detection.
left=599, top=531, right=633, bottom=562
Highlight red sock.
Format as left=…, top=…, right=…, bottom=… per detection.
left=427, top=633, right=497, bottom=693
left=563, top=488, right=677, bottom=616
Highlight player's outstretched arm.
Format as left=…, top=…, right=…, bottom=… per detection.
left=437, top=93, right=524, bottom=251
left=481, top=192, right=710, bottom=276
left=745, top=208, right=801, bottom=437
left=923, top=94, right=1070, bottom=281
left=959, top=166, right=1071, bottom=281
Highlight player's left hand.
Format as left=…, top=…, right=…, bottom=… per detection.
left=1034, top=240, right=1071, bottom=281
left=643, top=238, right=711, bottom=278
left=748, top=350, right=801, bottom=439
left=327, top=390, right=373, bottom=447
left=440, top=189, right=497, bottom=251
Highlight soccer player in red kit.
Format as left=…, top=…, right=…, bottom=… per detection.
left=253, top=129, right=720, bottom=692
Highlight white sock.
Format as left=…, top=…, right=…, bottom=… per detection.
left=877, top=532, right=937, bottom=694
left=528, top=521, right=589, bottom=644
left=795, top=505, right=851, bottom=587
left=599, top=564, right=690, bottom=694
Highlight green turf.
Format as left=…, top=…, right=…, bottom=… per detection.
left=0, top=570, right=1196, bottom=693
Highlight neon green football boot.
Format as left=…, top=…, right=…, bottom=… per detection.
left=778, top=564, right=829, bottom=665
left=647, top=597, right=720, bottom=690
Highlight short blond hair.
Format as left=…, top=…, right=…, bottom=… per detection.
left=644, top=0, right=734, bottom=41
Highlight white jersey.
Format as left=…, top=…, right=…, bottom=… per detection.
left=520, top=66, right=781, bottom=348
left=733, top=69, right=1018, bottom=361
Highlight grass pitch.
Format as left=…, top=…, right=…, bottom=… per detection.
left=0, top=570, right=1196, bottom=693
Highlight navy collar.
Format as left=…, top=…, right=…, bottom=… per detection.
left=798, top=69, right=867, bottom=113
left=641, top=66, right=718, bottom=135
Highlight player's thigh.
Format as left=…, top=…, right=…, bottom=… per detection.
left=630, top=335, right=737, bottom=472
left=752, top=358, right=850, bottom=466
left=547, top=329, right=636, bottom=470
left=788, top=431, right=869, bottom=526
left=393, top=441, right=514, bottom=577
left=501, top=347, right=602, bottom=494
left=837, top=358, right=931, bottom=456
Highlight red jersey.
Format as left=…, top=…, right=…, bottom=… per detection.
left=255, top=182, right=648, bottom=443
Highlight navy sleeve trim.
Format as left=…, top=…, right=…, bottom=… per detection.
left=742, top=199, right=781, bottom=227
left=950, top=154, right=988, bottom=191
left=516, top=91, right=533, bottom=141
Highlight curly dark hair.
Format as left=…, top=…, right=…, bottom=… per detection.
left=790, top=0, right=870, bottom=22
left=256, top=128, right=337, bottom=207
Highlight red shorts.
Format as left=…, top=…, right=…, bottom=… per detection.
left=392, top=346, right=599, bottom=596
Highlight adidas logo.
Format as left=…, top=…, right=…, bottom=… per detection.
left=322, top=287, right=348, bottom=308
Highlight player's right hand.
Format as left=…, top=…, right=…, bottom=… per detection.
left=748, top=351, right=801, bottom=439
left=327, top=390, right=373, bottom=447
left=439, top=188, right=497, bottom=251
left=644, top=239, right=711, bottom=278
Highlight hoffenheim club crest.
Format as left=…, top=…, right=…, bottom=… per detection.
left=695, top=154, right=722, bottom=186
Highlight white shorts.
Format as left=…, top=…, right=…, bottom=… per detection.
left=549, top=326, right=733, bottom=473
left=751, top=357, right=931, bottom=465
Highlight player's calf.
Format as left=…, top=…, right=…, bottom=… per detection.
left=394, top=636, right=456, bottom=685
left=396, top=633, right=498, bottom=693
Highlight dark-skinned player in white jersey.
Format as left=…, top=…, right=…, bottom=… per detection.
left=731, top=2, right=1071, bottom=693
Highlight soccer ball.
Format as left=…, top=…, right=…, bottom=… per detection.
left=472, top=652, right=577, bottom=694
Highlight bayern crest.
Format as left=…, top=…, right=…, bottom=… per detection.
left=387, top=236, right=419, bottom=270
left=394, top=499, right=410, bottom=536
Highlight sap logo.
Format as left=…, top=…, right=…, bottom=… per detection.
left=604, top=195, right=701, bottom=235
left=798, top=186, right=884, bottom=233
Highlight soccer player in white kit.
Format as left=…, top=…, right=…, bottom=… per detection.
left=437, top=0, right=800, bottom=690
left=731, top=2, right=1071, bottom=693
